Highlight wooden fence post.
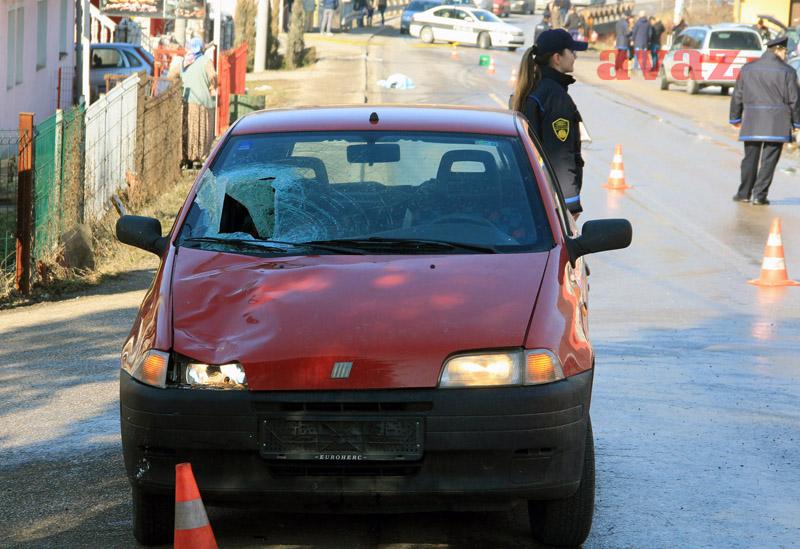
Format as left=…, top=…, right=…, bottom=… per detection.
left=16, top=113, right=34, bottom=295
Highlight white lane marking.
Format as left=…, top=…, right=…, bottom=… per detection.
left=488, top=92, right=507, bottom=109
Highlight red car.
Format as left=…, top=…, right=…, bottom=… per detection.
left=493, top=0, right=511, bottom=17
left=117, top=106, right=631, bottom=547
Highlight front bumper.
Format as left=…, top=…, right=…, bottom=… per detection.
left=121, top=369, right=593, bottom=510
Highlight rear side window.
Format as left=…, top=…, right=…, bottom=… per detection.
left=709, top=31, right=762, bottom=50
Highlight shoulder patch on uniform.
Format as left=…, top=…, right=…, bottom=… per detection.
left=552, top=118, right=570, bottom=142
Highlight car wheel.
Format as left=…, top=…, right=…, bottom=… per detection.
left=420, top=26, right=434, bottom=44
left=659, top=67, right=669, bottom=90
left=508, top=46, right=518, bottom=52
left=720, top=86, right=729, bottom=96
left=528, top=417, right=595, bottom=547
left=132, top=485, right=173, bottom=546
left=478, top=32, right=492, bottom=49
left=686, top=76, right=699, bottom=95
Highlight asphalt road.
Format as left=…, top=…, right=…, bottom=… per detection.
left=2, top=15, right=800, bottom=548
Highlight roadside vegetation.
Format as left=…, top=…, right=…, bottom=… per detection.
left=0, top=171, right=195, bottom=309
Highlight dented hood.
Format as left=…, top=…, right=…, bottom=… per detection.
left=171, top=247, right=549, bottom=390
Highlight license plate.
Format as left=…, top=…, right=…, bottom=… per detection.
left=259, top=416, right=424, bottom=461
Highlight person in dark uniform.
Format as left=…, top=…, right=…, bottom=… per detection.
left=511, top=29, right=588, bottom=216
left=730, top=36, right=800, bottom=205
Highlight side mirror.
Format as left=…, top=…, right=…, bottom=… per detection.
left=570, top=218, right=632, bottom=263
left=116, top=215, right=168, bottom=256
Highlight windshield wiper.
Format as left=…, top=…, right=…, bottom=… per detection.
left=181, top=236, right=368, bottom=255
left=180, top=236, right=291, bottom=253
left=302, top=237, right=497, bottom=254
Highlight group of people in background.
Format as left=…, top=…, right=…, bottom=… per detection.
left=538, top=0, right=589, bottom=42
left=614, top=11, right=666, bottom=74
left=320, top=0, right=388, bottom=35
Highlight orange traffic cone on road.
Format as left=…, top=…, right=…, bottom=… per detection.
left=488, top=57, right=496, bottom=75
left=451, top=43, right=460, bottom=61
left=748, top=218, right=800, bottom=287
left=174, top=463, right=218, bottom=549
left=603, top=144, right=631, bottom=190
left=509, top=68, right=518, bottom=87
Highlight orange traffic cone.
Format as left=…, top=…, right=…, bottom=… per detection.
left=603, top=144, right=631, bottom=190
left=748, top=218, right=800, bottom=287
left=174, top=463, right=218, bottom=549
left=509, top=67, right=518, bottom=86
left=488, top=57, right=496, bottom=75
left=451, top=43, right=460, bottom=60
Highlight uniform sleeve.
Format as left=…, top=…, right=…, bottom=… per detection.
left=521, top=95, right=544, bottom=141
left=787, top=71, right=800, bottom=130
left=538, top=93, right=582, bottom=213
left=730, top=69, right=744, bottom=124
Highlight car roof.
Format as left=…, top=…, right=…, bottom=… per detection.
left=686, top=24, right=759, bottom=32
left=232, top=106, right=519, bottom=136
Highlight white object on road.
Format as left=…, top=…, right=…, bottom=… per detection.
left=378, top=73, right=416, bottom=89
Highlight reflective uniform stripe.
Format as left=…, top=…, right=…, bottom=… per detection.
left=175, top=499, right=210, bottom=531
left=761, top=257, right=786, bottom=271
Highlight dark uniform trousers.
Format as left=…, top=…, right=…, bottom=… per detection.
left=737, top=142, right=783, bottom=201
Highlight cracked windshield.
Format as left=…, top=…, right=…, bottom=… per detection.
left=181, top=132, right=552, bottom=252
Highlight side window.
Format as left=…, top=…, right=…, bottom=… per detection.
left=91, top=48, right=123, bottom=69
left=454, top=9, right=469, bottom=19
left=437, top=8, right=454, bottom=17
left=527, top=128, right=574, bottom=237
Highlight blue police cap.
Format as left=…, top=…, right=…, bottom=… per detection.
left=767, top=36, right=788, bottom=48
left=535, top=29, right=589, bottom=55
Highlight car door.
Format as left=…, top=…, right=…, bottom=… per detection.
left=429, top=7, right=458, bottom=41
left=451, top=8, right=478, bottom=43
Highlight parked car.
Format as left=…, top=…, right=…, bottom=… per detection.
left=116, top=105, right=631, bottom=547
left=788, top=55, right=800, bottom=83
left=492, top=0, right=511, bottom=17
left=410, top=5, right=525, bottom=50
left=510, top=0, right=535, bottom=14
left=400, top=0, right=444, bottom=33
left=660, top=24, right=764, bottom=95
left=90, top=43, right=154, bottom=99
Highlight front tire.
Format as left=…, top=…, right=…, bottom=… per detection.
left=659, top=67, right=669, bottom=90
left=420, top=26, right=434, bottom=44
left=132, top=485, right=173, bottom=546
left=686, top=76, right=699, bottom=94
left=720, top=86, right=730, bottom=96
left=478, top=32, right=492, bottom=49
left=528, top=418, right=595, bottom=547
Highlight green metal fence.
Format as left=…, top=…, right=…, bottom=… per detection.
left=0, top=131, right=18, bottom=273
left=32, top=105, right=85, bottom=261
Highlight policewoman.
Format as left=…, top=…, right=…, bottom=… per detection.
left=730, top=35, right=800, bottom=205
left=512, top=29, right=588, bottom=216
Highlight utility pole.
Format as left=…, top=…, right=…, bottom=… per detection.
left=174, top=17, right=187, bottom=45
left=255, top=0, right=268, bottom=71
left=673, top=0, right=684, bottom=25
left=75, top=0, right=92, bottom=106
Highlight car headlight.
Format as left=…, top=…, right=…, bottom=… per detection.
left=122, top=349, right=170, bottom=389
left=184, top=362, right=247, bottom=390
left=439, top=349, right=564, bottom=388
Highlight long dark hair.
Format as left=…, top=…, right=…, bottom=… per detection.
left=511, top=46, right=557, bottom=112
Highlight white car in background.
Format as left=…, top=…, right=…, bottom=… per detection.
left=410, top=5, right=526, bottom=50
left=660, top=24, right=765, bottom=95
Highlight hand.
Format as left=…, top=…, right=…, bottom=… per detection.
left=731, top=123, right=741, bottom=129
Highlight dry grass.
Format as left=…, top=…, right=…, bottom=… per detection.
left=0, top=170, right=197, bottom=309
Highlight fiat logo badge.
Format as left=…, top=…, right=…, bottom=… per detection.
left=331, top=362, right=353, bottom=379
